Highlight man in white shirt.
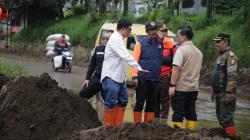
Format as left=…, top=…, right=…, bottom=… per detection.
left=101, top=19, right=149, bottom=126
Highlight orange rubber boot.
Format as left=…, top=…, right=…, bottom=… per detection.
left=144, top=112, right=154, bottom=123
left=225, top=126, right=236, bottom=136
left=104, top=109, right=115, bottom=126
left=114, top=106, right=125, bottom=126
left=134, top=112, right=142, bottom=124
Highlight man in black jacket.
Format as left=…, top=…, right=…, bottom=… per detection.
left=79, top=31, right=112, bottom=100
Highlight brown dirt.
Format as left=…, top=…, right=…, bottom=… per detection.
left=0, top=73, right=9, bottom=88
left=0, top=73, right=101, bottom=140
left=80, top=120, right=240, bottom=140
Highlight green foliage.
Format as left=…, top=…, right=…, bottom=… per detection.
left=12, top=10, right=250, bottom=67
left=72, top=6, right=85, bottom=15
left=11, top=0, right=66, bottom=25
left=213, top=0, right=243, bottom=15
left=12, top=11, right=145, bottom=48
left=191, top=15, right=250, bottom=67
left=0, top=60, right=30, bottom=76
left=13, top=14, right=104, bottom=48
left=156, top=6, right=173, bottom=24
left=192, top=25, right=220, bottom=60
left=155, top=9, right=250, bottom=67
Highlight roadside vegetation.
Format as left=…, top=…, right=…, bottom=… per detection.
left=11, top=11, right=250, bottom=68
left=1, top=0, right=249, bottom=68
left=0, top=59, right=30, bottom=76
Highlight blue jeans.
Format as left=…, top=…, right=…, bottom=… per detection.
left=102, top=77, right=128, bottom=109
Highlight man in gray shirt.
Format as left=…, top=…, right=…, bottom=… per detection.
left=101, top=19, right=149, bottom=126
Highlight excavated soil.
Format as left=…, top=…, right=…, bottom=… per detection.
left=0, top=73, right=242, bottom=140
left=80, top=120, right=240, bottom=140
left=0, top=73, right=9, bottom=88
left=0, top=73, right=101, bottom=140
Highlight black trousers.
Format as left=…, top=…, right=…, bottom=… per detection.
left=79, top=76, right=104, bottom=100
left=171, top=91, right=198, bottom=122
left=155, top=75, right=170, bottom=118
left=134, top=80, right=160, bottom=112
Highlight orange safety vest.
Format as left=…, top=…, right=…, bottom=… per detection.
left=0, top=8, right=9, bottom=20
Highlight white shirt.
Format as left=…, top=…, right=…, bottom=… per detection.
left=173, top=48, right=183, bottom=67
left=101, top=31, right=142, bottom=83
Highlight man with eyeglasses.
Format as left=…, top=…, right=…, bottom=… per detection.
left=101, top=19, right=149, bottom=126
left=132, top=21, right=163, bottom=123
left=79, top=31, right=112, bottom=100
left=211, top=33, right=238, bottom=137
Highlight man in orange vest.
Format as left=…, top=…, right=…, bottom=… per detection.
left=132, top=21, right=163, bottom=123
left=0, top=7, right=8, bottom=20
left=155, top=24, right=175, bottom=119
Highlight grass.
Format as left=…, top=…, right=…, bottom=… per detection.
left=71, top=46, right=92, bottom=65
left=12, top=12, right=120, bottom=48
left=0, top=59, right=30, bottom=76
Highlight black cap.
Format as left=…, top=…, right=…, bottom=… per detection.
left=61, top=34, right=66, bottom=39
left=159, top=24, right=168, bottom=31
left=145, top=21, right=159, bottom=30
left=212, top=33, right=230, bottom=41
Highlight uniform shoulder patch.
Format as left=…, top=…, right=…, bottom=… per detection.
left=229, top=51, right=235, bottom=57
left=227, top=53, right=237, bottom=65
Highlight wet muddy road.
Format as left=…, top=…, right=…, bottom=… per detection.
left=1, top=54, right=250, bottom=139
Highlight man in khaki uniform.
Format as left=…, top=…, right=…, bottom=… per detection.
left=211, top=33, right=238, bottom=137
left=169, top=26, right=203, bottom=131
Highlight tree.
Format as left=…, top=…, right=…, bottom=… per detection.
left=207, top=0, right=212, bottom=25
left=111, top=0, right=119, bottom=11
left=83, top=0, right=91, bottom=13
left=242, top=0, right=250, bottom=36
left=213, top=0, right=242, bottom=15
left=10, top=0, right=66, bottom=26
left=175, top=0, right=180, bottom=16
left=123, top=0, right=128, bottom=16
left=168, top=0, right=174, bottom=14
left=96, top=0, right=107, bottom=14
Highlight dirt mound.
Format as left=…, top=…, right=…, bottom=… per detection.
left=0, top=74, right=9, bottom=88
left=0, top=73, right=101, bottom=140
left=80, top=120, right=238, bottom=140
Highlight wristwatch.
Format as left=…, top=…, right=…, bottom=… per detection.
left=169, top=83, right=176, bottom=87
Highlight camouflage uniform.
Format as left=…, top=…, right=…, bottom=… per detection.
left=211, top=48, right=238, bottom=127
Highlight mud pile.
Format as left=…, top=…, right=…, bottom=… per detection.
left=0, top=73, right=101, bottom=140
left=80, top=120, right=236, bottom=140
left=0, top=73, right=9, bottom=87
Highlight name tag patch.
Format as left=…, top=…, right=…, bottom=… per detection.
left=227, top=65, right=237, bottom=72
left=230, top=60, right=235, bottom=65
left=97, top=52, right=104, bottom=55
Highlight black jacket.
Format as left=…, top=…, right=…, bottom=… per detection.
left=54, top=43, right=70, bottom=55
left=85, top=45, right=105, bottom=80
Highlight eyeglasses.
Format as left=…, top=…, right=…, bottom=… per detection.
left=102, top=37, right=109, bottom=41
left=159, top=29, right=168, bottom=32
left=215, top=40, right=221, bottom=43
left=148, top=29, right=157, bottom=32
